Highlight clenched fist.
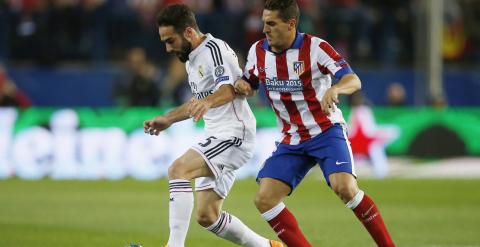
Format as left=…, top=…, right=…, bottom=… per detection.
left=144, top=116, right=172, bottom=136
left=234, top=79, right=253, bottom=96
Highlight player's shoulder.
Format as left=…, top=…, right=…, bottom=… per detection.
left=250, top=39, right=264, bottom=48
left=303, top=33, right=327, bottom=46
left=200, top=34, right=237, bottom=65
left=246, top=39, right=267, bottom=54
left=302, top=34, right=338, bottom=57
left=205, top=35, right=233, bottom=53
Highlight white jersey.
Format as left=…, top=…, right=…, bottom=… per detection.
left=186, top=34, right=256, bottom=142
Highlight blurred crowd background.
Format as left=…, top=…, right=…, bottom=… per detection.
left=0, top=0, right=479, bottom=108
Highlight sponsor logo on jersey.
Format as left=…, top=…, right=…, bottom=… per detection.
left=193, top=90, right=214, bottom=99
left=265, top=77, right=303, bottom=92
left=293, top=61, right=305, bottom=76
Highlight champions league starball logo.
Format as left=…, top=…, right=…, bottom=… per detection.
left=215, top=65, right=225, bottom=77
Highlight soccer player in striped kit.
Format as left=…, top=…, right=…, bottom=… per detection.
left=144, top=4, right=283, bottom=247
left=235, top=0, right=396, bottom=246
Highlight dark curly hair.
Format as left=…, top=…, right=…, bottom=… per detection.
left=156, top=4, right=199, bottom=33
left=264, top=0, right=300, bottom=24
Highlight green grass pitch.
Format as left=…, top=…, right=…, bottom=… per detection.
left=1, top=176, right=479, bottom=247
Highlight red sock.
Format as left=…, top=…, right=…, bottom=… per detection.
left=267, top=207, right=312, bottom=247
left=352, top=194, right=395, bottom=247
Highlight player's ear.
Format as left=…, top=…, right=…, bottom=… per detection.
left=183, top=27, right=195, bottom=42
left=288, top=19, right=297, bottom=31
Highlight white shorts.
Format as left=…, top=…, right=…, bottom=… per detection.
left=191, top=135, right=254, bottom=198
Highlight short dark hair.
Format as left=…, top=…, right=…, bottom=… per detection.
left=265, top=0, right=300, bottom=24
left=156, top=4, right=199, bottom=33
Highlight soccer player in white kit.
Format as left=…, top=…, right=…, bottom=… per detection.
left=143, top=4, right=283, bottom=247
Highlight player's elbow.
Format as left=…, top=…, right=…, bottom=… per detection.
left=356, top=78, right=362, bottom=91
left=347, top=74, right=362, bottom=93
left=351, top=74, right=362, bottom=91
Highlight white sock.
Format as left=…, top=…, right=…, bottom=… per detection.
left=346, top=190, right=365, bottom=209
left=167, top=179, right=194, bottom=247
left=206, top=211, right=270, bottom=247
left=261, top=202, right=286, bottom=221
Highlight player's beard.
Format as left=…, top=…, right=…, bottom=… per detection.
left=175, top=37, right=193, bottom=63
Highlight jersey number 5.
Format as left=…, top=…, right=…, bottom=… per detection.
left=198, top=136, right=217, bottom=147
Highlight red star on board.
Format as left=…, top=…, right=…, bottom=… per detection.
left=349, top=122, right=378, bottom=156
left=347, top=106, right=399, bottom=156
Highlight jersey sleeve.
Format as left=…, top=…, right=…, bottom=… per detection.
left=242, top=43, right=260, bottom=90
left=317, top=41, right=354, bottom=80
left=206, top=40, right=242, bottom=90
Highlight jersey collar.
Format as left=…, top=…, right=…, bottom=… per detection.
left=262, top=31, right=303, bottom=52
left=188, top=33, right=213, bottom=61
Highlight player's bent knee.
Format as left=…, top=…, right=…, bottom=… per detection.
left=196, top=213, right=218, bottom=227
left=332, top=183, right=357, bottom=202
left=254, top=193, right=277, bottom=213
left=168, top=160, right=187, bottom=180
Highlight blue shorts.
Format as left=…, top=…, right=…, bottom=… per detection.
left=257, top=124, right=356, bottom=192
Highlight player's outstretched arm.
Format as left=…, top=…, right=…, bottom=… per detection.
left=189, top=84, right=235, bottom=122
left=143, top=99, right=193, bottom=135
left=321, top=73, right=362, bottom=115
left=333, top=73, right=362, bottom=95
left=234, top=79, right=255, bottom=96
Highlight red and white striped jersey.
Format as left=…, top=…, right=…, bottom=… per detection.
left=243, top=32, right=354, bottom=145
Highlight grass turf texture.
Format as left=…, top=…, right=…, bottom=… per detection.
left=1, top=177, right=479, bottom=247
